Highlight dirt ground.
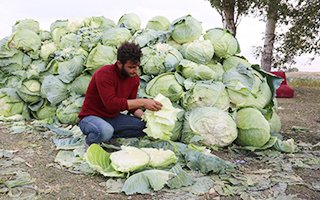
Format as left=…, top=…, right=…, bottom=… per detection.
left=0, top=79, right=320, bottom=199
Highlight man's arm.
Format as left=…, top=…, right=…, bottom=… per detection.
left=127, top=98, right=162, bottom=111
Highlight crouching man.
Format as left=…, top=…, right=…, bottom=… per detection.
left=78, top=42, right=162, bottom=145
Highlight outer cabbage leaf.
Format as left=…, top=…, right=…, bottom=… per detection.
left=84, top=144, right=124, bottom=177
left=122, top=169, right=175, bottom=195
left=142, top=94, right=183, bottom=140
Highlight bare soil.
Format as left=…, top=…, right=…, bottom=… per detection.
left=1, top=79, right=319, bottom=199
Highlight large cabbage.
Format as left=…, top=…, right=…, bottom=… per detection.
left=182, top=81, right=230, bottom=111
left=56, top=95, right=84, bottom=125
left=17, top=79, right=41, bottom=103
left=178, top=59, right=219, bottom=81
left=223, top=64, right=272, bottom=109
left=0, top=88, right=24, bottom=117
left=41, top=75, right=69, bottom=106
left=223, top=56, right=251, bottom=71
left=171, top=15, right=202, bottom=44
left=101, top=27, right=132, bottom=47
left=203, top=28, right=240, bottom=58
left=235, top=107, right=271, bottom=147
left=182, top=107, right=238, bottom=147
left=117, top=13, right=141, bottom=34
left=146, top=16, right=170, bottom=31
left=85, top=44, right=116, bottom=73
left=180, top=40, right=214, bottom=64
left=146, top=72, right=184, bottom=102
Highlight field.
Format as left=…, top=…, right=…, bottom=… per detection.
left=0, top=72, right=319, bottom=200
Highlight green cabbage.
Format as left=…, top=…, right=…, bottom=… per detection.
left=146, top=16, right=170, bottom=31
left=17, top=79, right=41, bottom=103
left=182, top=81, right=230, bottom=111
left=182, top=107, right=238, bottom=147
left=117, top=13, right=141, bottom=34
left=235, top=107, right=271, bottom=147
left=203, top=28, right=240, bottom=58
left=171, top=15, right=202, bottom=44
left=146, top=72, right=184, bottom=102
left=180, top=40, right=214, bottom=64
left=101, top=27, right=132, bottom=47
left=85, top=44, right=116, bottom=73
left=0, top=88, right=24, bottom=117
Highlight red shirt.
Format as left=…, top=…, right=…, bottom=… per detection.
left=78, top=63, right=140, bottom=119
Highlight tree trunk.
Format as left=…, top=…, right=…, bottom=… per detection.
left=261, top=1, right=278, bottom=71
left=222, top=0, right=237, bottom=36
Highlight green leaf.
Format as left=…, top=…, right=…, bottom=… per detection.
left=122, top=169, right=175, bottom=195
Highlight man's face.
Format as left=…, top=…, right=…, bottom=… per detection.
left=119, top=60, right=140, bottom=78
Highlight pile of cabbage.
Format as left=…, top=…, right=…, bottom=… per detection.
left=0, top=13, right=294, bottom=151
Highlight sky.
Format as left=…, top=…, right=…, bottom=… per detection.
left=0, top=0, right=319, bottom=72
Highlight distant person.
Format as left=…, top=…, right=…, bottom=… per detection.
left=78, top=42, right=162, bottom=145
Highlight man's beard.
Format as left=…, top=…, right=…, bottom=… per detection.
left=120, top=66, right=131, bottom=77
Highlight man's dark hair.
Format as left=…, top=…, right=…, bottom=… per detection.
left=117, top=42, right=142, bottom=65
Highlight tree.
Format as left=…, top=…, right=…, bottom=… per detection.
left=206, top=0, right=254, bottom=36
left=275, top=0, right=320, bottom=67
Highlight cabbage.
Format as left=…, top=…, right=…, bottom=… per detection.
left=141, top=43, right=183, bottom=75
left=12, top=19, right=40, bottom=33
left=223, top=56, right=251, bottom=71
left=141, top=148, right=178, bottom=168
left=204, top=28, right=240, bottom=58
left=56, top=95, right=84, bottom=125
left=40, top=42, right=57, bottom=60
left=182, top=107, right=238, bottom=147
left=110, top=146, right=150, bottom=173
left=83, top=16, right=115, bottom=30
left=223, top=64, right=272, bottom=109
left=17, top=79, right=41, bottom=103
left=85, top=44, right=116, bottom=73
left=30, top=100, right=56, bottom=120
left=117, top=13, right=141, bottom=34
left=41, top=75, right=69, bottom=106
left=171, top=15, right=202, bottom=44
left=182, top=81, right=230, bottom=111
left=178, top=59, right=218, bottom=81
left=59, top=33, right=81, bottom=49
left=0, top=88, right=24, bottom=117
left=180, top=40, right=214, bottom=64
left=57, top=55, right=85, bottom=84
left=101, top=28, right=132, bottom=47
left=235, top=107, right=271, bottom=147
left=141, top=46, right=166, bottom=75
left=146, top=16, right=170, bottom=31
left=68, top=74, right=91, bottom=95
left=6, top=29, right=41, bottom=54
left=142, top=94, right=183, bottom=140
left=146, top=72, right=184, bottom=102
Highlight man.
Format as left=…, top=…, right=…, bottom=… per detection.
left=78, top=42, right=162, bottom=145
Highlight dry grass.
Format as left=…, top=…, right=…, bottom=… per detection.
left=286, top=72, right=320, bottom=88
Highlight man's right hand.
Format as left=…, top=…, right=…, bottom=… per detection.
left=143, top=99, right=162, bottom=111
